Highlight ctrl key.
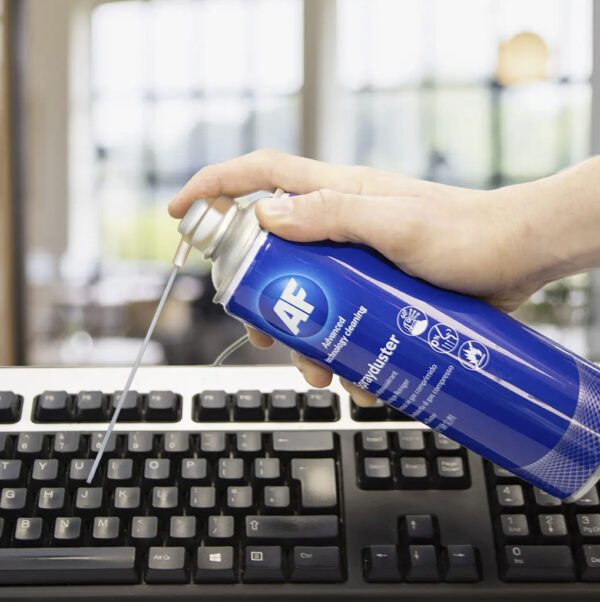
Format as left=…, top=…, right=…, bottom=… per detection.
left=195, top=547, right=237, bottom=583
left=364, top=545, right=401, bottom=582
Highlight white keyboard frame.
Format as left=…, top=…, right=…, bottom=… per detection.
left=0, top=365, right=424, bottom=433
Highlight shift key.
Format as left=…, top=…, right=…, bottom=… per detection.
left=246, top=515, right=338, bottom=541
left=272, top=432, right=334, bottom=454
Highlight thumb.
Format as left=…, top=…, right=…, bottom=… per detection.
left=255, top=189, right=419, bottom=251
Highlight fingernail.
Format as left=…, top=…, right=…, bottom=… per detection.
left=258, top=195, right=293, bottom=217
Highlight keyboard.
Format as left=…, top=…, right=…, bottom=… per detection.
left=0, top=365, right=598, bottom=601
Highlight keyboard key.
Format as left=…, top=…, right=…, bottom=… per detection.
left=291, top=458, right=337, bottom=509
left=111, top=391, right=142, bottom=421
left=53, top=432, right=82, bottom=458
left=107, top=459, right=134, bottom=483
left=362, top=457, right=393, bottom=489
left=195, top=546, right=236, bottom=583
left=272, top=431, right=334, bottom=455
left=152, top=487, right=178, bottom=513
left=69, top=459, right=94, bottom=482
left=436, top=456, right=465, bottom=481
left=399, top=457, right=428, bottom=484
left=406, top=545, right=440, bottom=582
left=264, top=486, right=290, bottom=510
left=364, top=545, right=401, bottom=582
left=539, top=514, right=567, bottom=538
left=16, top=432, right=45, bottom=457
left=227, top=486, right=253, bottom=510
left=303, top=390, right=337, bottom=421
left=576, top=514, right=600, bottom=537
left=496, top=484, right=524, bottom=508
left=75, top=487, right=102, bottom=514
left=38, top=487, right=66, bottom=514
left=0, top=459, right=22, bottom=483
left=245, top=515, right=338, bottom=541
left=500, top=514, right=529, bottom=538
left=403, top=515, right=435, bottom=540
left=130, top=516, right=159, bottom=546
left=162, top=432, right=190, bottom=456
left=189, top=487, right=216, bottom=513
left=181, top=458, right=208, bottom=483
left=208, top=515, right=234, bottom=540
left=53, top=516, right=82, bottom=544
left=396, top=431, right=425, bottom=451
left=581, top=545, right=600, bottom=581
left=114, top=487, right=141, bottom=514
left=360, top=430, right=388, bottom=452
left=0, top=488, right=27, bottom=515
left=444, top=545, right=479, bottom=582
left=351, top=399, right=388, bottom=421
left=168, top=516, right=197, bottom=546
left=144, top=458, right=170, bottom=482
left=196, top=391, right=229, bottom=421
left=236, top=432, right=262, bottom=455
left=92, top=516, right=121, bottom=543
left=36, top=391, right=70, bottom=422
left=200, top=432, right=226, bottom=454
left=90, top=432, right=118, bottom=456
left=243, top=546, right=284, bottom=583
left=127, top=431, right=154, bottom=455
left=234, top=390, right=264, bottom=421
left=146, top=546, right=187, bottom=584
left=291, top=546, right=343, bottom=582
left=146, top=391, right=180, bottom=421
left=218, top=458, right=244, bottom=482
left=15, top=517, right=44, bottom=545
left=0, top=547, right=138, bottom=584
left=254, top=458, right=280, bottom=481
left=75, top=391, right=105, bottom=421
left=433, top=432, right=460, bottom=451
left=268, top=390, right=299, bottom=421
left=503, top=545, right=575, bottom=582
left=492, top=464, right=516, bottom=480
left=32, top=459, right=59, bottom=485
left=0, top=392, right=21, bottom=423
left=575, top=488, right=600, bottom=508
left=534, top=487, right=562, bottom=507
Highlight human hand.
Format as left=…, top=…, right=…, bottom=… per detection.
left=169, top=150, right=596, bottom=407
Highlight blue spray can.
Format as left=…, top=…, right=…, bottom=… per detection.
left=177, top=190, right=600, bottom=501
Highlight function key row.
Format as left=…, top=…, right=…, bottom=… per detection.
left=0, top=392, right=22, bottom=424
left=351, top=399, right=414, bottom=422
left=34, top=391, right=181, bottom=423
left=194, top=390, right=339, bottom=422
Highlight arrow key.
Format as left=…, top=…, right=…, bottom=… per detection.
left=364, top=545, right=401, bottom=582
left=444, top=545, right=480, bottom=582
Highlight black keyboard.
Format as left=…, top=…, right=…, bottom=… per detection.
left=0, top=365, right=597, bottom=600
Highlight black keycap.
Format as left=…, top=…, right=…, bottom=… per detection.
left=492, top=464, right=516, bottom=480
left=0, top=488, right=27, bottom=516
left=227, top=486, right=253, bottom=511
left=0, top=459, right=22, bottom=483
left=131, top=516, right=159, bottom=546
left=539, top=514, right=567, bottom=537
left=503, top=545, right=575, bottom=582
left=90, top=432, right=118, bottom=456
left=114, top=487, right=141, bottom=514
left=496, top=484, right=524, bottom=508
left=236, top=432, right=262, bottom=455
left=396, top=431, right=425, bottom=451
left=436, top=456, right=466, bottom=485
left=37, top=487, right=66, bottom=514
left=169, top=516, right=196, bottom=546
left=243, top=546, right=284, bottom=583
left=406, top=545, right=440, bottom=582
left=146, top=546, right=187, bottom=584
left=111, top=391, right=142, bottom=421
left=200, top=432, right=226, bottom=455
left=0, top=392, right=21, bottom=423
left=146, top=391, right=180, bottom=421
left=152, top=486, right=178, bottom=513
left=291, top=546, right=342, bottom=582
left=0, top=547, right=137, bottom=584
left=254, top=458, right=280, bottom=481
left=189, top=487, right=216, bottom=513
left=264, top=486, right=290, bottom=510
left=16, top=432, right=45, bottom=457
left=445, top=545, right=479, bottom=582
left=208, top=515, right=234, bottom=540
left=92, top=517, right=120, bottom=543
left=181, top=458, right=208, bottom=483
left=196, top=391, right=229, bottom=421
left=268, top=390, right=299, bottom=421
left=75, top=487, right=103, bottom=514
left=404, top=515, right=435, bottom=540
left=0, top=433, right=11, bottom=457
left=234, top=390, right=264, bottom=421
left=144, top=458, right=170, bottom=482
left=577, top=514, right=600, bottom=537
left=500, top=514, right=529, bottom=538
left=581, top=545, right=600, bottom=582
left=163, top=432, right=190, bottom=456
left=399, top=457, right=428, bottom=483
left=218, top=458, right=244, bottom=482
left=534, top=487, right=562, bottom=507
left=53, top=517, right=82, bottom=544
left=575, top=488, right=600, bottom=507
left=36, top=391, right=70, bottom=422
left=69, top=459, right=95, bottom=482
left=364, top=545, right=401, bottom=582
left=291, top=458, right=337, bottom=508
left=245, top=515, right=338, bottom=541
left=127, top=431, right=154, bottom=455
left=433, top=432, right=460, bottom=451
left=32, top=459, right=59, bottom=485
left=362, top=457, right=393, bottom=489
left=361, top=430, right=388, bottom=452
left=107, top=459, right=134, bottom=483
left=272, top=431, right=334, bottom=454
left=75, top=391, right=105, bottom=421
left=303, top=390, right=337, bottom=421
left=53, top=432, right=81, bottom=458
left=195, top=546, right=236, bottom=583
left=14, top=517, right=44, bottom=545
left=351, top=399, right=388, bottom=421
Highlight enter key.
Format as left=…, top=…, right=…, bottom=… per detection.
left=291, top=458, right=337, bottom=510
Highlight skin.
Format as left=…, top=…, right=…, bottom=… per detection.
left=169, top=150, right=600, bottom=407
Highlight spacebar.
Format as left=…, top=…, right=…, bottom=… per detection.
left=0, top=547, right=138, bottom=584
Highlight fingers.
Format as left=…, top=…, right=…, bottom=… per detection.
left=340, top=379, right=377, bottom=407
left=290, top=351, right=333, bottom=388
left=168, top=149, right=440, bottom=218
left=244, top=325, right=274, bottom=349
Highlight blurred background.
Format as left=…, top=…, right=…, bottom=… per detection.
left=1, top=0, right=600, bottom=368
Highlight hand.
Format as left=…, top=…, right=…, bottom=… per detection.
left=169, top=150, right=598, bottom=407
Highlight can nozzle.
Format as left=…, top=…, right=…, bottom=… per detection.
left=172, top=238, right=192, bottom=267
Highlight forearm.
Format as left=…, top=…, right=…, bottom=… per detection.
left=499, top=156, right=600, bottom=287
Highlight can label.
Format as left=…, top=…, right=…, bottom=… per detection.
left=224, top=233, right=600, bottom=498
